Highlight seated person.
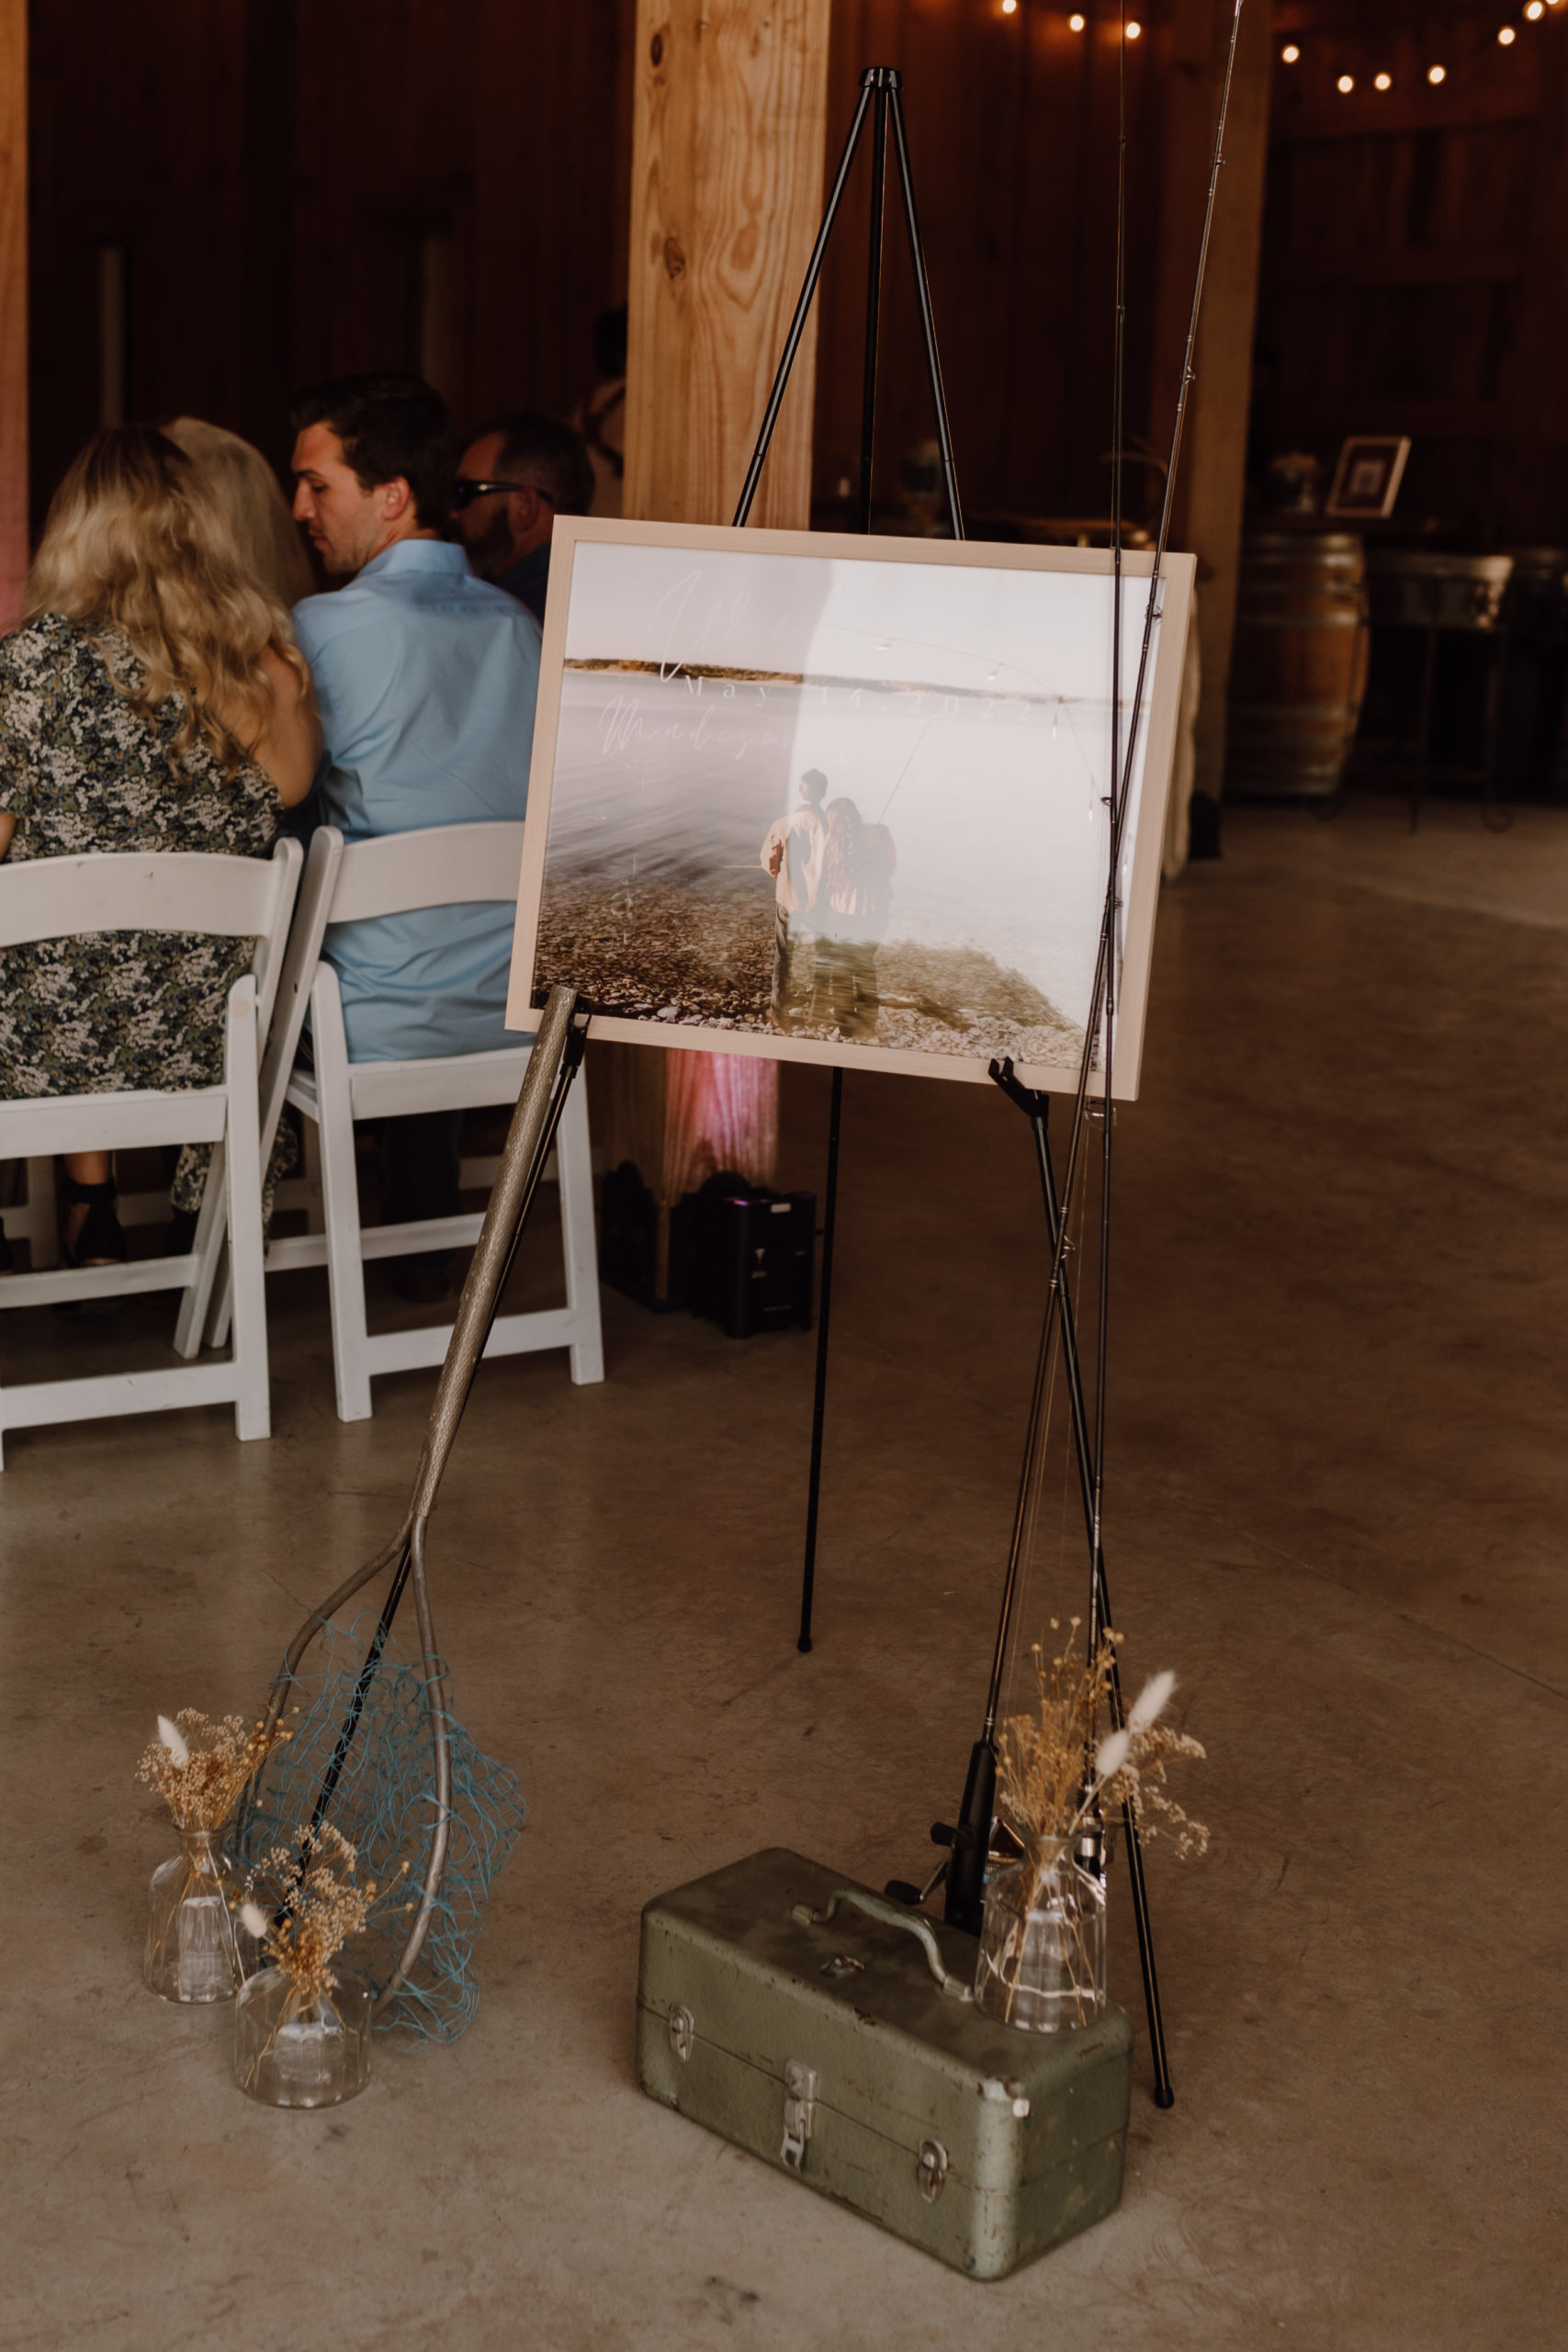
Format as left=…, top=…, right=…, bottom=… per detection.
left=449, top=411, right=594, bottom=625
left=288, top=371, right=542, bottom=1297
left=0, top=424, right=318, bottom=1270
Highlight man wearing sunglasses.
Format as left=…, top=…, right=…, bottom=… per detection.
left=450, top=413, right=594, bottom=625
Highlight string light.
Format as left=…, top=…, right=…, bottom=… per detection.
left=1068, top=10, right=1085, bottom=27
left=1000, top=0, right=1017, bottom=14
left=1427, top=62, right=1447, bottom=82
left=1526, top=2, right=1545, bottom=17
left=1125, top=18, right=1141, bottom=35
left=1280, top=43, right=1301, bottom=63
left=1337, top=73, right=1355, bottom=92
left=1497, top=24, right=1517, bottom=40
left=1374, top=71, right=1392, bottom=89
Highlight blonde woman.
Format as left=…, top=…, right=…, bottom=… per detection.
left=0, top=424, right=319, bottom=1267
left=164, top=416, right=314, bottom=609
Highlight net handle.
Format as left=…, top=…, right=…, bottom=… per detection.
left=408, top=983, right=582, bottom=1524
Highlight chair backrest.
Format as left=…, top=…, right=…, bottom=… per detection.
left=254, top=820, right=528, bottom=1177
left=327, top=820, right=526, bottom=923
left=0, top=840, right=302, bottom=1042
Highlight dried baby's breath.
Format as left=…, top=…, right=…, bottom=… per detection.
left=997, top=1622, right=1208, bottom=1860
left=136, top=1709, right=290, bottom=1832
left=244, top=1823, right=408, bottom=2006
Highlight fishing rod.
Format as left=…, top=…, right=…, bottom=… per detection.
left=944, top=6, right=1249, bottom=2031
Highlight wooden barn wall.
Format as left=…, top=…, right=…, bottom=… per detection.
left=26, top=0, right=632, bottom=517
left=27, top=0, right=1182, bottom=531
left=1258, top=2, right=1568, bottom=542
left=813, top=0, right=1168, bottom=527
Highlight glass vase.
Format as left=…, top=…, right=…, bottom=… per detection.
left=233, top=1965, right=373, bottom=2108
left=144, top=1829, right=242, bottom=2003
left=974, top=1838, right=1106, bottom=2032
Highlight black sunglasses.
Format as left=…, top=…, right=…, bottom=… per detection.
left=451, top=477, right=556, bottom=513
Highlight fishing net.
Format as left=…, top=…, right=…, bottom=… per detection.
left=230, top=993, right=583, bottom=2049
left=235, top=1611, right=526, bottom=2043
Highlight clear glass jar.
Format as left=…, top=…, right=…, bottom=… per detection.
left=974, top=1837, right=1106, bottom=2032
left=144, top=1829, right=242, bottom=2003
left=233, top=1966, right=373, bottom=2108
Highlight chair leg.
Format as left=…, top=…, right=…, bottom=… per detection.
left=223, top=981, right=271, bottom=1442
left=558, top=1071, right=605, bottom=1386
left=174, top=1143, right=229, bottom=1359
left=312, top=986, right=374, bottom=1423
left=25, top=1158, right=60, bottom=1269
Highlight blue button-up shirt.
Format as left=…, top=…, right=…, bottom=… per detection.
left=292, top=538, right=540, bottom=1062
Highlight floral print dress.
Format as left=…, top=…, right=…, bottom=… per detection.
left=0, top=613, right=285, bottom=1211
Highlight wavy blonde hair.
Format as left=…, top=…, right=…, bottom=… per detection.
left=24, top=424, right=311, bottom=776
left=164, top=416, right=315, bottom=610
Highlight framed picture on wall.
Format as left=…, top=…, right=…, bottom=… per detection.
left=1325, top=435, right=1411, bottom=520
left=504, top=519, right=1196, bottom=1100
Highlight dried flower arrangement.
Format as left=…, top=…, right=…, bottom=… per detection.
left=997, top=1620, right=1208, bottom=1863
left=136, top=1710, right=289, bottom=1833
left=241, top=1824, right=407, bottom=2006
left=976, top=1622, right=1208, bottom=2030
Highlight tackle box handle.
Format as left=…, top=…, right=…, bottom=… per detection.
left=791, top=1889, right=975, bottom=2004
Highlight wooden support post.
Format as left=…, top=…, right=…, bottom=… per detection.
left=1150, top=0, right=1274, bottom=815
left=0, top=0, right=27, bottom=629
left=625, top=0, right=831, bottom=528
left=600, top=0, right=831, bottom=1277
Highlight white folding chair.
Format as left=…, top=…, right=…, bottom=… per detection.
left=220, top=820, right=603, bottom=1423
left=0, top=840, right=302, bottom=1469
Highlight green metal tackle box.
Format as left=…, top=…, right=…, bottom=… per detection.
left=636, top=1848, right=1133, bottom=2279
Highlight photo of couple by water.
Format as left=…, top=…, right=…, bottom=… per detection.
left=511, top=526, right=1190, bottom=1087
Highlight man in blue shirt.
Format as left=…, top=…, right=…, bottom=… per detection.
left=289, top=371, right=540, bottom=1298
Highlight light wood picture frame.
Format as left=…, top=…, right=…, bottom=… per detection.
left=505, top=518, right=1195, bottom=1100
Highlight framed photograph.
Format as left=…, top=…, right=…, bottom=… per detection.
left=1325, top=435, right=1411, bottom=520
left=505, top=519, right=1195, bottom=1100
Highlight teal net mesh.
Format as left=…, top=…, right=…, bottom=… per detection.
left=236, top=1611, right=526, bottom=2043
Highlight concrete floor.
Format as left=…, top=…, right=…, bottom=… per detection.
left=3, top=796, right=1564, bottom=2350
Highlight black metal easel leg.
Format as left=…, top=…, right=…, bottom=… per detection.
left=990, top=1059, right=1175, bottom=2107
left=732, top=67, right=966, bottom=1653
left=797, top=1066, right=843, bottom=1652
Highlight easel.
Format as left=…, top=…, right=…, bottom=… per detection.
left=729, top=66, right=1175, bottom=2099
left=730, top=65, right=963, bottom=1657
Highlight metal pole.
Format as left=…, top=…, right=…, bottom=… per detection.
left=857, top=76, right=889, bottom=531
left=796, top=1065, right=843, bottom=1652
left=1025, top=1080, right=1174, bottom=2107
left=797, top=80, right=889, bottom=1650
left=887, top=81, right=964, bottom=543
left=731, top=75, right=876, bottom=529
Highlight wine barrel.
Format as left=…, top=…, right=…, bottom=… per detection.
left=1226, top=530, right=1369, bottom=799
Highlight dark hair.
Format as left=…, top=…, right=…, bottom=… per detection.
left=472, top=412, right=595, bottom=517
left=592, top=303, right=628, bottom=382
left=800, top=769, right=829, bottom=800
left=822, top=797, right=866, bottom=897
left=289, top=371, right=457, bottom=529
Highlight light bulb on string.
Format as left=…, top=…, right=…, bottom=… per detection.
left=1337, top=73, right=1355, bottom=92
left=1526, top=2, right=1544, bottom=19
left=1374, top=72, right=1392, bottom=89
left=1281, top=43, right=1301, bottom=62
left=1001, top=0, right=1017, bottom=14
left=1428, top=62, right=1447, bottom=82
left=1498, top=24, right=1517, bottom=41
left=1069, top=10, right=1085, bottom=27
left=1125, top=18, right=1142, bottom=36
